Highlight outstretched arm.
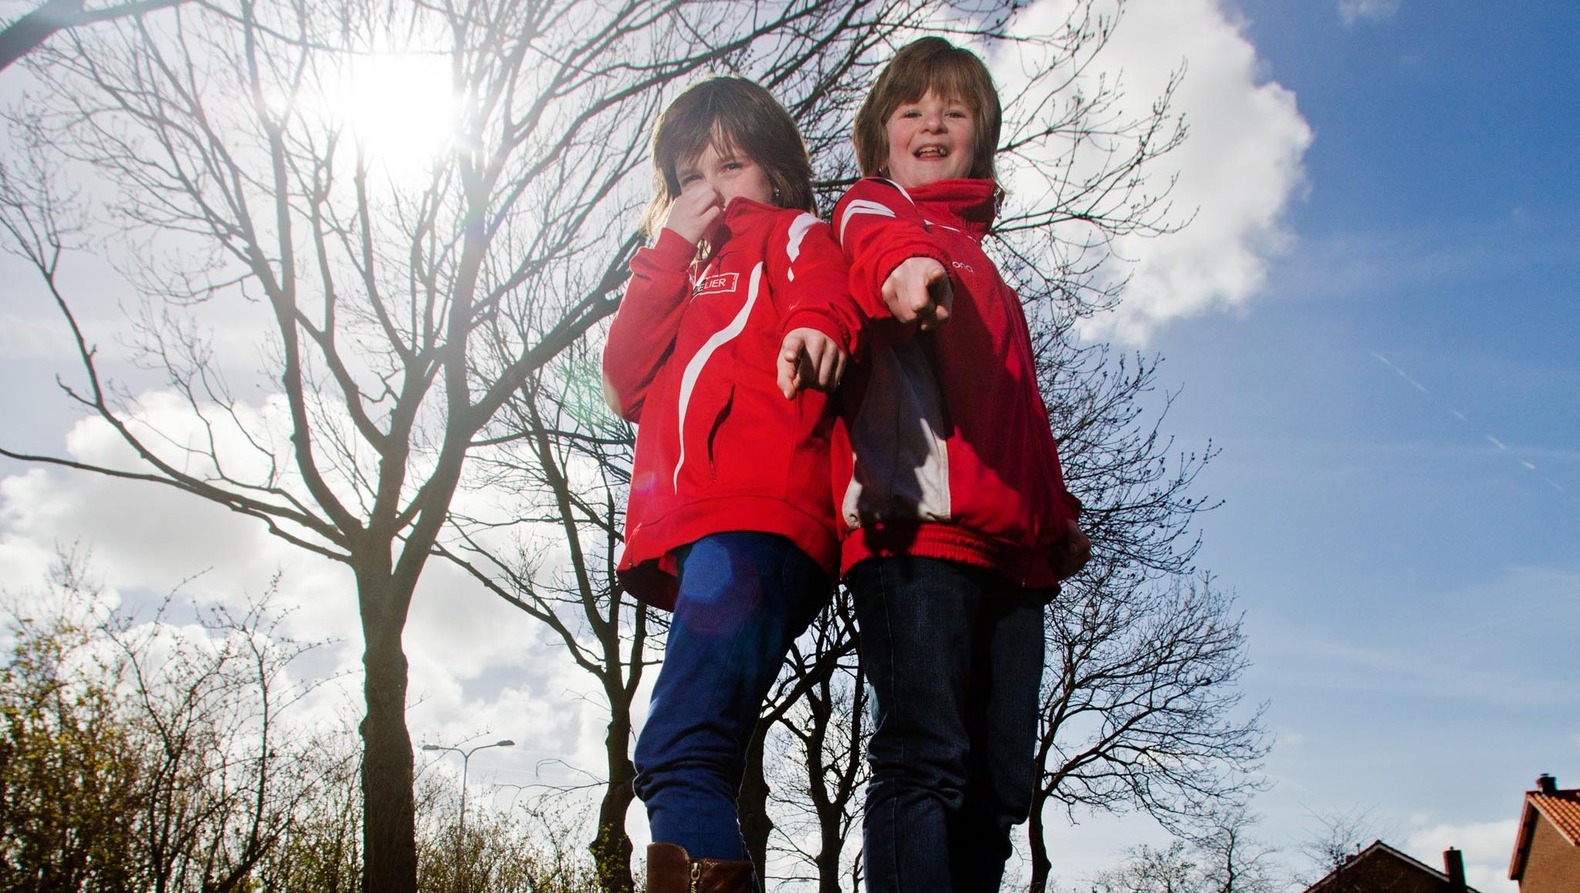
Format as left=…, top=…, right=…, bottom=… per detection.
left=833, top=179, right=954, bottom=339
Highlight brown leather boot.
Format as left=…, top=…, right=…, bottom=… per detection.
left=646, top=842, right=757, bottom=893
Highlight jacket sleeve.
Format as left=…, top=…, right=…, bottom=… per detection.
left=831, top=178, right=950, bottom=327
left=768, top=213, right=869, bottom=357
left=601, top=227, right=697, bottom=421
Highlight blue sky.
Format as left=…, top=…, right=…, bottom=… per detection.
left=1, top=1, right=1576, bottom=891
left=1121, top=1, right=1580, bottom=889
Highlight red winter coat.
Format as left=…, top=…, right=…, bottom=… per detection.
left=602, top=198, right=865, bottom=610
left=831, top=177, right=1082, bottom=588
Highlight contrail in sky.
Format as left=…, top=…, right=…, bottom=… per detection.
left=1370, top=350, right=1573, bottom=500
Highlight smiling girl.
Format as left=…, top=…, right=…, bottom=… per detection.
left=830, top=37, right=1092, bottom=893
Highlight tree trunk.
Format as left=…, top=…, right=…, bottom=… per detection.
left=358, top=570, right=417, bottom=893
left=593, top=708, right=636, bottom=893
left=1027, top=802, right=1052, bottom=893
left=737, top=724, right=772, bottom=883
left=816, top=822, right=843, bottom=893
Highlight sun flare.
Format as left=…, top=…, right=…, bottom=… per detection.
left=328, top=50, right=461, bottom=173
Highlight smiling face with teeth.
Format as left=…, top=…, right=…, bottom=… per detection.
left=883, top=90, right=977, bottom=190
left=853, top=38, right=1001, bottom=186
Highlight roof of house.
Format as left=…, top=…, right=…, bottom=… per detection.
left=1305, top=840, right=1480, bottom=893
left=1510, top=778, right=1580, bottom=880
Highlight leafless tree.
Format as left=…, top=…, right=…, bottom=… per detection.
left=754, top=592, right=868, bottom=893
left=4, top=2, right=1257, bottom=892
left=1088, top=842, right=1202, bottom=893
left=1084, top=807, right=1283, bottom=893
left=1028, top=572, right=1268, bottom=893
left=755, top=4, right=1247, bottom=889
left=1007, top=135, right=1266, bottom=889
left=0, top=0, right=187, bottom=71
left=0, top=0, right=936, bottom=890
left=1183, top=804, right=1286, bottom=893
left=105, top=581, right=328, bottom=893
left=1296, top=805, right=1390, bottom=887
left=437, top=341, right=652, bottom=893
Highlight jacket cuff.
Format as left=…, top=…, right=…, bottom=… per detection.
left=780, top=309, right=851, bottom=354
left=649, top=227, right=700, bottom=268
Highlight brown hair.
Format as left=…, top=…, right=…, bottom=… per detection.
left=853, top=37, right=1002, bottom=182
left=642, top=77, right=815, bottom=236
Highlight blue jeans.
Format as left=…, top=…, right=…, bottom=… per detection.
left=848, top=557, right=1049, bottom=893
left=632, top=532, right=830, bottom=861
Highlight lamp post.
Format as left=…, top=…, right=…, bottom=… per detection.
left=422, top=738, right=514, bottom=883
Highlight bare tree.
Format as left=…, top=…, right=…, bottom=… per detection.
left=106, top=582, right=327, bottom=893
left=1188, top=805, right=1284, bottom=893
left=755, top=593, right=868, bottom=893
left=1297, top=806, right=1389, bottom=887
left=1084, top=807, right=1282, bottom=893
left=0, top=1, right=925, bottom=890
left=4, top=3, right=1258, bottom=893
left=1007, top=116, right=1266, bottom=888
left=0, top=0, right=187, bottom=71
left=1028, top=572, right=1268, bottom=892
left=438, top=343, right=652, bottom=893
left=1088, top=842, right=1202, bottom=893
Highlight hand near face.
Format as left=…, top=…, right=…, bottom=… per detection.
left=662, top=178, right=724, bottom=245
left=882, top=256, right=953, bottom=331
left=777, top=327, right=848, bottom=398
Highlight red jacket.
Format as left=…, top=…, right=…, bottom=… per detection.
left=832, top=177, right=1081, bottom=587
left=603, top=199, right=864, bottom=609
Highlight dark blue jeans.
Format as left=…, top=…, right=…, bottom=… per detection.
left=848, top=557, right=1049, bottom=893
left=632, top=532, right=829, bottom=861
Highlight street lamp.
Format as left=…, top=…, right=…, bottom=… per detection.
left=422, top=738, right=515, bottom=876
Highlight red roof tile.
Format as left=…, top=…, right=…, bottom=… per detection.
left=1509, top=785, right=1580, bottom=880
left=1531, top=789, right=1580, bottom=845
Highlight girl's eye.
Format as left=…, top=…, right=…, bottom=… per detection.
left=679, top=173, right=701, bottom=185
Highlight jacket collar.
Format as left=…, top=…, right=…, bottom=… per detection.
left=723, top=195, right=790, bottom=227
left=711, top=196, right=789, bottom=244
left=887, top=178, right=998, bottom=237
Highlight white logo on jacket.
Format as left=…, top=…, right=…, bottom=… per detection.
left=693, top=271, right=739, bottom=297
left=837, top=199, right=898, bottom=243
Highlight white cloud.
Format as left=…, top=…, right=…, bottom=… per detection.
left=0, top=312, right=73, bottom=360
left=1339, top=0, right=1403, bottom=27
left=995, top=0, right=1311, bottom=344
left=0, top=384, right=622, bottom=795
left=1405, top=820, right=1517, bottom=893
